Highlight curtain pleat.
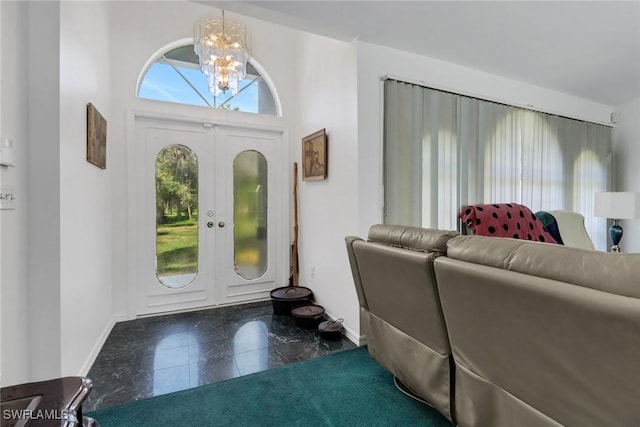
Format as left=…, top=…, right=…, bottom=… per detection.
left=383, top=79, right=612, bottom=250
left=384, top=81, right=423, bottom=226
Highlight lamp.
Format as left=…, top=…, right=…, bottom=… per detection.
left=194, top=11, right=249, bottom=97
left=594, top=192, right=640, bottom=252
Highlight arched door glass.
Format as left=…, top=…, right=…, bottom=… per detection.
left=233, top=150, right=268, bottom=280
left=155, top=145, right=199, bottom=288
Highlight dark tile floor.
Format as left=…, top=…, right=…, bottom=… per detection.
left=84, top=301, right=357, bottom=411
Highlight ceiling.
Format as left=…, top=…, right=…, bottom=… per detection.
left=197, top=1, right=640, bottom=106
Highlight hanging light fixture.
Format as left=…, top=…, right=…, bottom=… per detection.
left=194, top=11, right=249, bottom=97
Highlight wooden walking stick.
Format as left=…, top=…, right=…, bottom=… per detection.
left=291, top=162, right=300, bottom=286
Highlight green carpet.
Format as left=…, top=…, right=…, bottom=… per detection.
left=86, top=347, right=453, bottom=427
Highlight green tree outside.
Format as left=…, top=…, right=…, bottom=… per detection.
left=155, top=145, right=198, bottom=277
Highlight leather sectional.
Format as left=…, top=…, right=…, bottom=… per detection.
left=346, top=225, right=640, bottom=427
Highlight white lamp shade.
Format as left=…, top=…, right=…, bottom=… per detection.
left=594, top=192, right=640, bottom=219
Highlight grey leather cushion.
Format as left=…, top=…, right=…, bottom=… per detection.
left=368, top=224, right=459, bottom=253
left=446, top=235, right=640, bottom=298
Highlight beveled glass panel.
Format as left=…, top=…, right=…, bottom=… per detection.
left=233, top=150, right=268, bottom=279
left=155, top=145, right=199, bottom=288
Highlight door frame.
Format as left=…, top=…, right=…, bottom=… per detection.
left=125, top=109, right=289, bottom=319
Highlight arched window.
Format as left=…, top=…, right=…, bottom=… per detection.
left=138, top=43, right=279, bottom=115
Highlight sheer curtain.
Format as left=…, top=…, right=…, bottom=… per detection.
left=383, top=79, right=612, bottom=250
left=384, top=81, right=459, bottom=230
left=559, top=119, right=611, bottom=249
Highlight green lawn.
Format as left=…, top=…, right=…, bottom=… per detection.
left=155, top=215, right=264, bottom=277
left=156, top=217, right=198, bottom=276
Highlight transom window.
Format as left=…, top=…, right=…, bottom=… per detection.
left=138, top=44, right=278, bottom=115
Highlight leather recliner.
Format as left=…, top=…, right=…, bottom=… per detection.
left=345, top=225, right=459, bottom=422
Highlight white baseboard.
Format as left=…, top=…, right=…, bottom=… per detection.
left=342, top=324, right=363, bottom=346
left=357, top=334, right=368, bottom=346
left=114, top=312, right=130, bottom=322
left=79, top=316, right=116, bottom=377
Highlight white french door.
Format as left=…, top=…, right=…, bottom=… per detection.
left=215, top=126, right=279, bottom=305
left=134, top=117, right=283, bottom=315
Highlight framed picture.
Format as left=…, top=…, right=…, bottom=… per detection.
left=302, top=128, right=327, bottom=181
left=87, top=103, right=107, bottom=169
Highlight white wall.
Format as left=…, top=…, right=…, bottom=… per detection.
left=0, top=0, right=4, bottom=386
left=355, top=42, right=615, bottom=238
left=1, top=0, right=114, bottom=383
left=59, top=1, right=113, bottom=376
left=1, top=1, right=31, bottom=385
left=0, top=0, right=3, bottom=384
left=612, top=97, right=640, bottom=252
left=27, top=0, right=63, bottom=381
left=293, top=35, right=360, bottom=340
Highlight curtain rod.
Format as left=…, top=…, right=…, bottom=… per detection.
left=382, top=74, right=614, bottom=128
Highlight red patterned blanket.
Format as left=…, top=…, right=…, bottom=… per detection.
left=460, top=203, right=558, bottom=243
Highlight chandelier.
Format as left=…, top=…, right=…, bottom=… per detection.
left=194, top=11, right=249, bottom=97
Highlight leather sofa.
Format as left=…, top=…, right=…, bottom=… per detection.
left=346, top=225, right=640, bottom=427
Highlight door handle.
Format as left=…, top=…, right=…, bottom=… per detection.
left=218, top=221, right=225, bottom=228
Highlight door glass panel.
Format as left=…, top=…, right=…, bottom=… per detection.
left=155, top=145, right=199, bottom=288
left=233, top=150, right=268, bottom=279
